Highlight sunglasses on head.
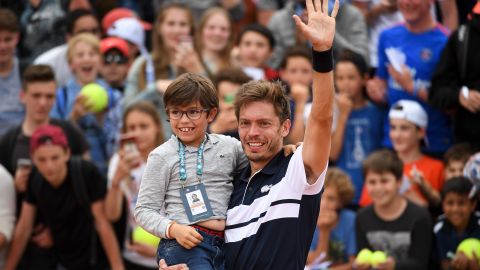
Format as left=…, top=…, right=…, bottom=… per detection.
left=104, top=53, right=129, bottom=65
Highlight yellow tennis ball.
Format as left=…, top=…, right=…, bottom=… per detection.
left=457, top=238, right=480, bottom=264
left=80, top=83, right=108, bottom=113
left=132, top=227, right=160, bottom=248
left=355, top=248, right=373, bottom=265
left=371, top=251, right=388, bottom=267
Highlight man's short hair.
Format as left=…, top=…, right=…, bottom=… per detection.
left=363, top=149, right=404, bottom=181
left=0, top=8, right=19, bottom=33
left=279, top=46, right=312, bottom=70
left=441, top=176, right=475, bottom=201
left=444, top=143, right=474, bottom=165
left=234, top=80, right=290, bottom=123
left=237, top=24, right=275, bottom=49
left=66, top=9, right=97, bottom=34
left=163, top=73, right=219, bottom=110
left=325, top=168, right=355, bottom=207
left=22, top=65, right=56, bottom=91
left=214, top=68, right=252, bottom=88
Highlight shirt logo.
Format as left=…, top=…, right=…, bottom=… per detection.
left=261, top=184, right=273, bottom=193
left=420, top=48, right=432, bottom=62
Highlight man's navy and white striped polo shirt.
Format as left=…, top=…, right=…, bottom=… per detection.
left=225, top=145, right=326, bottom=270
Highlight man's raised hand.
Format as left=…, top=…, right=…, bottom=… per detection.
left=293, top=0, right=339, bottom=52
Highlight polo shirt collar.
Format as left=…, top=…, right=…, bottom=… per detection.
left=239, top=149, right=286, bottom=182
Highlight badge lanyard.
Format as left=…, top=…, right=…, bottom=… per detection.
left=178, top=136, right=207, bottom=188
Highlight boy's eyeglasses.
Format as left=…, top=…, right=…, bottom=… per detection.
left=104, top=54, right=129, bottom=65
left=166, top=109, right=209, bottom=121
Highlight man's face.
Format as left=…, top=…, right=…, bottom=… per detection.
left=238, top=101, right=290, bottom=167
left=280, top=56, right=313, bottom=87
left=238, top=31, right=272, bottom=68
left=365, top=171, right=401, bottom=208
left=0, top=30, right=19, bottom=64
left=32, top=145, right=70, bottom=184
left=397, top=0, right=432, bottom=25
left=71, top=15, right=101, bottom=38
left=21, top=81, right=57, bottom=123
left=100, top=50, right=129, bottom=87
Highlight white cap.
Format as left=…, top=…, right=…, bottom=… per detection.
left=107, top=17, right=145, bottom=51
left=389, top=100, right=428, bottom=128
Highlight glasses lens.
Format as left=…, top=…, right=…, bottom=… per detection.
left=169, top=110, right=182, bottom=119
left=104, top=53, right=128, bottom=65
left=187, top=109, right=202, bottom=119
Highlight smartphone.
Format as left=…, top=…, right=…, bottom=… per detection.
left=17, top=158, right=32, bottom=170
left=120, top=134, right=138, bottom=155
left=179, top=35, right=193, bottom=50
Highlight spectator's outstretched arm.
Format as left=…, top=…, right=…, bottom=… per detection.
left=293, top=0, right=338, bottom=184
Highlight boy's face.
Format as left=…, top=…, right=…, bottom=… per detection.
left=69, top=41, right=100, bottom=85
left=32, top=145, right=70, bottom=184
left=238, top=31, right=272, bottom=68
left=21, top=81, right=57, bottom=123
left=167, top=101, right=217, bottom=147
left=334, top=61, right=365, bottom=99
left=100, top=50, right=129, bottom=87
left=0, top=30, right=19, bottom=65
left=389, top=118, right=424, bottom=154
left=280, top=56, right=312, bottom=87
left=320, top=185, right=341, bottom=211
left=365, top=170, right=401, bottom=208
left=71, top=15, right=101, bottom=38
left=445, top=160, right=465, bottom=180
left=218, top=81, right=240, bottom=112
left=443, top=192, right=476, bottom=229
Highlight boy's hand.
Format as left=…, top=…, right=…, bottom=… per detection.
left=290, top=84, right=310, bottom=105
left=159, top=259, right=189, bottom=270
left=170, top=224, right=203, bottom=249
left=376, top=257, right=395, bottom=270
left=293, top=0, right=339, bottom=52
left=451, top=252, right=470, bottom=270
left=352, top=262, right=370, bottom=270
left=14, top=167, right=31, bottom=193
left=317, top=209, right=337, bottom=232
left=69, top=94, right=89, bottom=122
left=387, top=64, right=414, bottom=94
left=31, top=224, right=53, bottom=248
left=336, top=93, right=353, bottom=117
left=283, top=144, right=299, bottom=156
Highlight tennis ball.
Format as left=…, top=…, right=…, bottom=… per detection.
left=371, top=251, right=388, bottom=267
left=132, top=227, right=160, bottom=248
left=355, top=248, right=373, bottom=265
left=457, top=238, right=480, bottom=264
left=80, top=83, right=108, bottom=113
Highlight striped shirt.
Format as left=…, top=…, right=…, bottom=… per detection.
left=225, top=145, right=326, bottom=269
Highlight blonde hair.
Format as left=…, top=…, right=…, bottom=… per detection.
left=325, top=168, right=355, bottom=207
left=66, top=33, right=100, bottom=64
left=194, top=7, right=233, bottom=76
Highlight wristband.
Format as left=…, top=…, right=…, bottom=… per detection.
left=312, top=48, right=333, bottom=73
left=461, top=86, right=469, bottom=99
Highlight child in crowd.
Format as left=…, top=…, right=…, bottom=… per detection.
left=307, top=168, right=356, bottom=270
left=4, top=125, right=124, bottom=270
left=135, top=73, right=248, bottom=268
left=209, top=68, right=252, bottom=139
left=106, top=102, right=166, bottom=270
left=444, top=144, right=474, bottom=181
left=329, top=49, right=383, bottom=206
left=100, top=37, right=131, bottom=93
left=50, top=33, right=123, bottom=174
left=355, top=149, right=432, bottom=270
left=359, top=100, right=445, bottom=208
left=278, top=46, right=312, bottom=144
left=434, top=177, right=480, bottom=270
left=236, top=24, right=278, bottom=81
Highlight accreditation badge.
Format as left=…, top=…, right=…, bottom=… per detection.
left=180, top=183, right=214, bottom=222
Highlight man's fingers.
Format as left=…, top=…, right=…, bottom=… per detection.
left=330, top=0, right=339, bottom=18
left=306, top=0, right=315, bottom=13
left=293, top=15, right=308, bottom=34
left=322, top=0, right=328, bottom=14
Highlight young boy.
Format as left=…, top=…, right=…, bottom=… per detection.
left=236, top=24, right=278, bottom=81
left=99, top=37, right=131, bottom=93
left=135, top=73, right=248, bottom=268
left=355, top=149, right=432, bottom=270
left=434, top=177, right=480, bottom=270
left=359, top=100, right=445, bottom=207
left=4, top=125, right=124, bottom=270
left=444, top=144, right=474, bottom=181
left=307, top=168, right=357, bottom=269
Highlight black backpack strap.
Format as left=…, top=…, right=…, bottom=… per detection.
left=457, top=24, right=470, bottom=83
left=69, top=157, right=97, bottom=266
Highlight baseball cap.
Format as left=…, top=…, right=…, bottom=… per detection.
left=389, top=100, right=428, bottom=128
left=102, top=8, right=152, bottom=33
left=30, top=125, right=69, bottom=154
left=473, top=2, right=480, bottom=15
left=100, top=37, right=129, bottom=57
left=107, top=17, right=145, bottom=51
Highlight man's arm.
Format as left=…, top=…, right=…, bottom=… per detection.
left=91, top=200, right=124, bottom=270
left=439, top=0, right=458, bottom=31
left=4, top=202, right=36, bottom=270
left=293, top=0, right=339, bottom=183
